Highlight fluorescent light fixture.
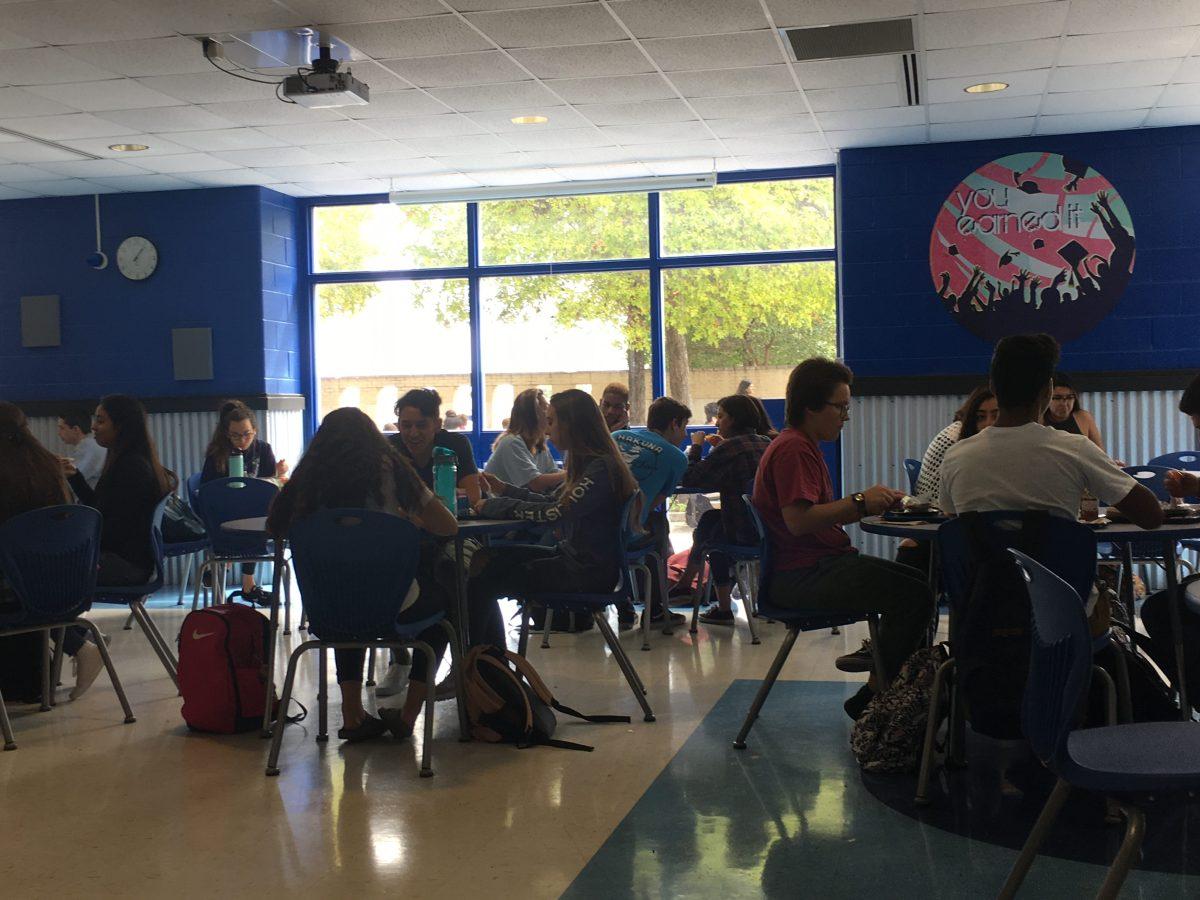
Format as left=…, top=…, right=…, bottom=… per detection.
left=511, top=115, right=548, bottom=125
left=964, top=82, right=1008, bottom=94
left=388, top=172, right=716, bottom=205
left=109, top=143, right=149, bottom=151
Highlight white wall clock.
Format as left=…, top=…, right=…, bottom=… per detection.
left=116, top=235, right=158, bottom=281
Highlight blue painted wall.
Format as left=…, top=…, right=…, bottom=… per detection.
left=839, top=124, right=1200, bottom=378
left=0, top=185, right=303, bottom=402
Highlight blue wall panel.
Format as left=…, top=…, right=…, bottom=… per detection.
left=259, top=189, right=302, bottom=395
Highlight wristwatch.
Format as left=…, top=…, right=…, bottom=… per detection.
left=851, top=492, right=868, bottom=519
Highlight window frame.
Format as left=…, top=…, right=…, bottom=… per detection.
left=301, top=166, right=838, bottom=440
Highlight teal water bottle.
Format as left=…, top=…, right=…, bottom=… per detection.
left=228, top=451, right=245, bottom=478
left=432, top=446, right=458, bottom=515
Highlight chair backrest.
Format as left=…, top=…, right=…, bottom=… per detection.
left=1147, top=451, right=1200, bottom=471
left=0, top=505, right=102, bottom=626
left=287, top=508, right=422, bottom=639
left=618, top=490, right=646, bottom=551
left=903, top=458, right=922, bottom=494
left=1009, top=549, right=1093, bottom=771
left=741, top=493, right=772, bottom=605
left=1122, top=465, right=1172, bottom=502
left=937, top=511, right=1096, bottom=614
left=186, top=472, right=202, bottom=510
left=196, top=476, right=279, bottom=555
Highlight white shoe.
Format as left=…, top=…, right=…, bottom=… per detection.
left=70, top=642, right=104, bottom=700
left=372, top=663, right=406, bottom=698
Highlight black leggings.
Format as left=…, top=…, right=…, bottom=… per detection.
left=58, top=551, right=154, bottom=658
left=332, top=587, right=448, bottom=684
left=687, top=509, right=734, bottom=587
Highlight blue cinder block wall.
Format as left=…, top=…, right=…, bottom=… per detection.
left=839, top=125, right=1200, bottom=378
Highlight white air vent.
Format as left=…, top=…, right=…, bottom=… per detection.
left=782, top=18, right=921, bottom=107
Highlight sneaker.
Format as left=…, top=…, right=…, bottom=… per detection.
left=835, top=640, right=874, bottom=673
left=645, top=610, right=687, bottom=627
left=69, top=642, right=104, bottom=700
left=617, top=608, right=637, bottom=630
left=843, top=684, right=874, bottom=721
left=434, top=672, right=458, bottom=701
left=377, top=707, right=414, bottom=740
left=372, top=663, right=406, bottom=698
left=698, top=603, right=735, bottom=625
left=336, top=714, right=387, bottom=743
left=243, top=585, right=272, bottom=607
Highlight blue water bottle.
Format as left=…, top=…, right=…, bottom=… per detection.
left=432, top=446, right=458, bottom=515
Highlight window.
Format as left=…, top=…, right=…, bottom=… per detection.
left=312, top=202, right=467, bottom=272
left=314, top=279, right=471, bottom=427
left=480, top=192, right=648, bottom=265
left=480, top=271, right=650, bottom=429
left=661, top=178, right=835, bottom=256
left=662, top=261, right=837, bottom=419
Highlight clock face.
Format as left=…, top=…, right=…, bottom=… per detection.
left=116, top=235, right=158, bottom=281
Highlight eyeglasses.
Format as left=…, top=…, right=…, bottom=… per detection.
left=600, top=399, right=628, bottom=410
left=824, top=401, right=851, bottom=417
left=1051, top=394, right=1076, bottom=402
left=228, top=429, right=256, bottom=440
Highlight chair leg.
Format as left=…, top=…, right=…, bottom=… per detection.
left=51, top=627, right=66, bottom=696
left=1109, top=640, right=1133, bottom=723
left=733, top=626, right=799, bottom=749
left=648, top=552, right=674, bottom=636
left=282, top=560, right=293, bottom=636
left=630, top=563, right=650, bottom=652
left=266, top=642, right=314, bottom=776
left=129, top=600, right=179, bottom=687
left=122, top=612, right=134, bottom=631
left=0, top=684, right=15, bottom=750
left=442, top=620, right=470, bottom=742
left=998, top=777, right=1072, bottom=900
left=830, top=625, right=840, bottom=635
left=365, top=647, right=377, bottom=686
left=40, top=629, right=52, bottom=712
left=517, top=602, right=530, bottom=658
left=593, top=611, right=655, bottom=722
left=540, top=603, right=553, bottom=650
left=413, top=640, right=437, bottom=778
left=1093, top=664, right=1118, bottom=726
left=914, top=657, right=954, bottom=805
left=1098, top=805, right=1146, bottom=900
left=866, top=615, right=888, bottom=686
left=317, top=648, right=329, bottom=743
left=689, top=567, right=706, bottom=635
left=176, top=555, right=193, bottom=607
left=78, top=617, right=135, bottom=724
left=192, top=557, right=207, bottom=611
left=737, top=565, right=760, bottom=645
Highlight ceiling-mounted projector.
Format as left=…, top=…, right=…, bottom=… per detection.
left=281, top=70, right=369, bottom=108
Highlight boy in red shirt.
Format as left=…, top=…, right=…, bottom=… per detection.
left=753, top=358, right=932, bottom=719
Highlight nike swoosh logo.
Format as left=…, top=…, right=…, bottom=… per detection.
left=192, top=630, right=216, bottom=640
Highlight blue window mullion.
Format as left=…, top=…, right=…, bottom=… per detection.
left=648, top=191, right=665, bottom=399
left=467, top=202, right=484, bottom=439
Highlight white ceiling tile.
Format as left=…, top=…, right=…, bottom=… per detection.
left=0, top=87, right=74, bottom=117
left=87, top=173, right=201, bottom=191
left=14, top=178, right=114, bottom=195
left=34, top=158, right=152, bottom=178
left=0, top=185, right=37, bottom=198
left=930, top=118, right=1036, bottom=141
left=923, top=2, right=1069, bottom=50
left=642, top=32, right=783, bottom=72
left=383, top=51, right=530, bottom=88
left=925, top=69, right=1050, bottom=105
left=806, top=83, right=903, bottom=113
left=599, top=121, right=713, bottom=144
left=511, top=42, right=656, bottom=79
left=270, top=183, right=323, bottom=197
left=253, top=162, right=364, bottom=181
left=135, top=72, right=270, bottom=104
left=181, top=169, right=285, bottom=187
left=1144, top=105, right=1200, bottom=126
left=353, top=157, right=455, bottom=176
left=646, top=155, right=736, bottom=174
left=57, top=134, right=193, bottom=156
left=404, top=133, right=517, bottom=155
left=608, top=0, right=767, bottom=38
left=255, top=120, right=385, bottom=145
left=458, top=166, right=561, bottom=185
left=199, top=99, right=346, bottom=126
left=1040, top=85, right=1163, bottom=114
left=551, top=161, right=653, bottom=180
left=126, top=153, right=237, bottom=174
left=309, top=141, right=423, bottom=162
left=825, top=125, right=928, bottom=148
left=341, top=90, right=451, bottom=118
left=332, top=15, right=493, bottom=59
left=448, top=0, right=592, bottom=9
left=0, top=47, right=119, bottom=84
left=290, top=0, right=445, bottom=24
left=925, top=0, right=1061, bottom=8
left=0, top=163, right=59, bottom=182
left=817, top=107, right=926, bottom=130
left=500, top=127, right=612, bottom=150
left=578, top=98, right=696, bottom=126
left=1036, top=109, right=1151, bottom=133
left=116, top=0, right=311, bottom=34
left=27, top=79, right=186, bottom=112
left=60, top=36, right=211, bottom=77
left=1177, top=57, right=1200, bottom=83
left=1066, top=0, right=1200, bottom=35
left=1058, top=26, right=1198, bottom=66
left=545, top=74, right=676, bottom=104
left=793, top=57, right=899, bottom=90
left=426, top=81, right=558, bottom=112
left=705, top=116, right=819, bottom=137
left=732, top=149, right=835, bottom=169
left=0, top=140, right=91, bottom=163
left=928, top=94, right=1043, bottom=123
left=212, top=146, right=329, bottom=168
left=667, top=65, right=794, bottom=99
left=0, top=113, right=127, bottom=140
left=96, top=106, right=238, bottom=134
left=764, top=0, right=918, bottom=27
left=291, top=178, right=391, bottom=195
left=339, top=61, right=417, bottom=94
left=363, top=114, right=487, bottom=138
left=0, top=0, right=172, bottom=44
left=157, top=127, right=289, bottom=151
left=618, top=140, right=725, bottom=160
left=721, top=133, right=827, bottom=154
left=691, top=93, right=809, bottom=119
left=925, top=39, right=1059, bottom=79
left=432, top=151, right=532, bottom=171
left=465, top=105, right=593, bottom=131
left=1050, top=59, right=1179, bottom=93
left=525, top=146, right=630, bottom=165
left=384, top=172, right=477, bottom=190
left=465, top=5, right=626, bottom=48
left=1160, top=83, right=1200, bottom=107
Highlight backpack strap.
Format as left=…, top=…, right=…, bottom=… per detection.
left=501, top=649, right=631, bottom=723
left=473, top=652, right=534, bottom=734
left=537, top=736, right=596, bottom=752
left=550, top=700, right=630, bottom=724
left=463, top=647, right=508, bottom=722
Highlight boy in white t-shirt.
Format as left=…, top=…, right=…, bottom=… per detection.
left=940, top=333, right=1162, bottom=529
left=57, top=409, right=106, bottom=490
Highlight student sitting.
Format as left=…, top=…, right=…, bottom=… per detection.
left=612, top=396, right=691, bottom=625
left=673, top=395, right=773, bottom=625
left=486, top=388, right=564, bottom=492
left=0, top=402, right=105, bottom=699
left=472, top=389, right=640, bottom=639
left=56, top=407, right=106, bottom=490
left=600, top=381, right=631, bottom=433
left=201, top=400, right=288, bottom=604
left=389, top=389, right=481, bottom=504
left=753, top=360, right=932, bottom=720
left=267, top=408, right=459, bottom=742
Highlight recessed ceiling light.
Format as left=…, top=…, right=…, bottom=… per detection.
left=109, top=143, right=150, bottom=151
left=510, top=115, right=548, bottom=125
left=964, top=82, right=1008, bottom=94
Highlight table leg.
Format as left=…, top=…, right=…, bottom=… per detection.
left=454, top=537, right=469, bottom=654
left=1163, top=540, right=1191, bottom=720
left=262, top=540, right=284, bottom=738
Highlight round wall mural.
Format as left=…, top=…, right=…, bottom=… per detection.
left=929, top=151, right=1135, bottom=343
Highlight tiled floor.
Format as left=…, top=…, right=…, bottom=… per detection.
left=3, top=583, right=1199, bottom=899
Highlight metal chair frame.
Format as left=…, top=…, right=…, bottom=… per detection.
left=689, top=494, right=765, bottom=645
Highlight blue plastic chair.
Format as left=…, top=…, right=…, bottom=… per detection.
left=0, top=505, right=134, bottom=749
left=167, top=472, right=210, bottom=608
left=688, top=493, right=764, bottom=645
left=731, top=498, right=887, bottom=750
left=903, top=458, right=922, bottom=495
left=92, top=495, right=180, bottom=687
left=515, top=493, right=657, bottom=723
left=999, top=550, right=1200, bottom=899
left=265, top=509, right=466, bottom=778
left=620, top=491, right=676, bottom=652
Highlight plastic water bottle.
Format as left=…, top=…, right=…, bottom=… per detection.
left=432, top=446, right=458, bottom=515
left=228, top=452, right=245, bottom=478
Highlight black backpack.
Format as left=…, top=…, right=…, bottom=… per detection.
left=1139, top=578, right=1200, bottom=714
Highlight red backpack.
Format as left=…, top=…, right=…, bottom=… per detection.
left=178, top=604, right=278, bottom=734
